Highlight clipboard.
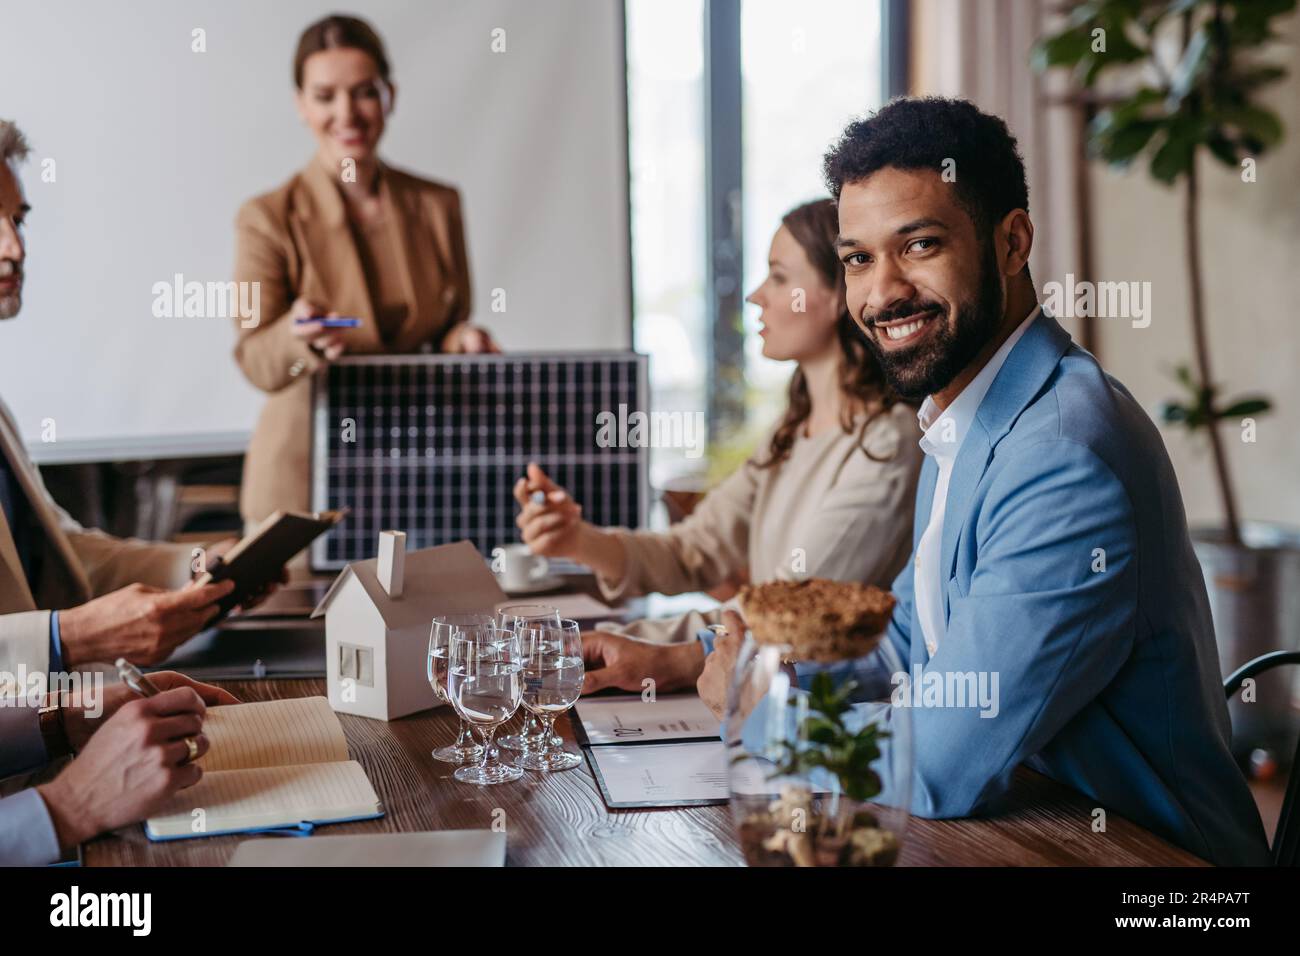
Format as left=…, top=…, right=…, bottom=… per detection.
left=570, top=694, right=728, bottom=809
left=582, top=740, right=730, bottom=809
left=569, top=693, right=721, bottom=747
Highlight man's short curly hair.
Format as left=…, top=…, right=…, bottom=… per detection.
left=824, top=97, right=1029, bottom=235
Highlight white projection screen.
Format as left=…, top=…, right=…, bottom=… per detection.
left=0, top=0, right=630, bottom=462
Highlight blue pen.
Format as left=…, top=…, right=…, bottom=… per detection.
left=295, top=316, right=362, bottom=328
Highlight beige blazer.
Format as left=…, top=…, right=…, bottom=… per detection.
left=0, top=397, right=192, bottom=675
left=233, top=159, right=473, bottom=523
left=595, top=404, right=923, bottom=644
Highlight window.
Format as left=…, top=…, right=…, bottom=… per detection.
left=626, top=0, right=708, bottom=490
left=741, top=1, right=882, bottom=410
left=627, top=0, right=888, bottom=492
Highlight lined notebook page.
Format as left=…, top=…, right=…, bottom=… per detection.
left=199, top=697, right=349, bottom=772
left=146, top=761, right=380, bottom=838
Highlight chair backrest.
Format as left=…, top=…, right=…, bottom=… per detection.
left=1223, top=650, right=1300, bottom=867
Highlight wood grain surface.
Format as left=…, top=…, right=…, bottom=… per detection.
left=81, top=678, right=1208, bottom=867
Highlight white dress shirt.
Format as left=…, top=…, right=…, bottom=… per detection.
left=913, top=306, right=1041, bottom=657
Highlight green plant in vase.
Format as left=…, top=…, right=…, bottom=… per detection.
left=737, top=673, right=899, bottom=867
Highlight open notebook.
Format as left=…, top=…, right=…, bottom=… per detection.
left=145, top=697, right=383, bottom=841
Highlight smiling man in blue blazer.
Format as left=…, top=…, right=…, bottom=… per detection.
left=699, top=97, right=1269, bottom=866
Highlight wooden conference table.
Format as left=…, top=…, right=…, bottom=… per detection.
left=83, top=676, right=1207, bottom=867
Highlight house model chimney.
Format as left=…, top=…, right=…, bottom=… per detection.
left=377, top=530, right=406, bottom=598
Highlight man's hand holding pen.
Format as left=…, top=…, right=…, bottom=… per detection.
left=34, top=669, right=238, bottom=853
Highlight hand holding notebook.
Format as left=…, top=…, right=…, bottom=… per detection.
left=194, top=509, right=348, bottom=615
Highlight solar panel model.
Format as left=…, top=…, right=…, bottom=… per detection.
left=310, top=352, right=649, bottom=572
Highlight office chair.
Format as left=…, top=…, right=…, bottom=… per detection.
left=1223, top=650, right=1300, bottom=867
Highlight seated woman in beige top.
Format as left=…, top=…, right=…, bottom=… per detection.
left=233, top=14, right=498, bottom=527
left=514, top=198, right=922, bottom=693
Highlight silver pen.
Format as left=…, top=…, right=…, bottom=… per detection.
left=116, top=658, right=163, bottom=698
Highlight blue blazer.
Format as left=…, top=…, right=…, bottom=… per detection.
left=799, top=310, right=1269, bottom=866
left=873, top=312, right=1268, bottom=868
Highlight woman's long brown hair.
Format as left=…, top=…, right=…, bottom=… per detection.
left=754, top=198, right=902, bottom=469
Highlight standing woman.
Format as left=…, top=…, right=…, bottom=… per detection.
left=233, top=14, right=498, bottom=527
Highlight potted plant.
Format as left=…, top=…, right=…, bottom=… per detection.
left=1033, top=0, right=1300, bottom=771
left=727, top=654, right=911, bottom=867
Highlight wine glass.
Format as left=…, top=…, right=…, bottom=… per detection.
left=447, top=622, right=525, bottom=785
left=428, top=614, right=493, bottom=764
left=495, top=603, right=562, bottom=752
left=517, top=618, right=584, bottom=772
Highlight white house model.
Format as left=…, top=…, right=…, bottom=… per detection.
left=311, top=533, right=508, bottom=721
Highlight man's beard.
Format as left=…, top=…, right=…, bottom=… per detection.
left=863, top=242, right=1005, bottom=401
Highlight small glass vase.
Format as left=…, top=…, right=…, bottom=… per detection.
left=725, top=636, right=912, bottom=867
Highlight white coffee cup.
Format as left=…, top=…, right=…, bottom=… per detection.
left=493, top=543, right=549, bottom=591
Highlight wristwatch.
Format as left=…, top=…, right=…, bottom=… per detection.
left=38, top=697, right=73, bottom=759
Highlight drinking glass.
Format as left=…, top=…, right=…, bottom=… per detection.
left=517, top=618, right=584, bottom=772
left=448, top=623, right=525, bottom=785
left=428, top=614, right=494, bottom=764
left=495, top=603, right=563, bottom=751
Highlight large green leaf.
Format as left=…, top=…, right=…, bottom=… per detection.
left=1149, top=124, right=1198, bottom=183
left=1232, top=65, right=1287, bottom=90
left=1218, top=397, right=1273, bottom=418
left=1031, top=26, right=1094, bottom=71
left=1220, top=105, right=1284, bottom=147
left=1204, top=130, right=1240, bottom=167
left=1091, top=87, right=1164, bottom=132
left=1098, top=117, right=1164, bottom=164
left=804, top=716, right=840, bottom=745
left=1228, top=0, right=1298, bottom=45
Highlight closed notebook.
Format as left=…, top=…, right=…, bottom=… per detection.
left=144, top=696, right=383, bottom=841
left=196, top=509, right=347, bottom=615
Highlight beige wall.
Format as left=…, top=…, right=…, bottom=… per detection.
left=1089, top=13, right=1300, bottom=530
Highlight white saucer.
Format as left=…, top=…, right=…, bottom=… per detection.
left=496, top=573, right=565, bottom=596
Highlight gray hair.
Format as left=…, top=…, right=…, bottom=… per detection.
left=0, top=120, right=31, bottom=166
